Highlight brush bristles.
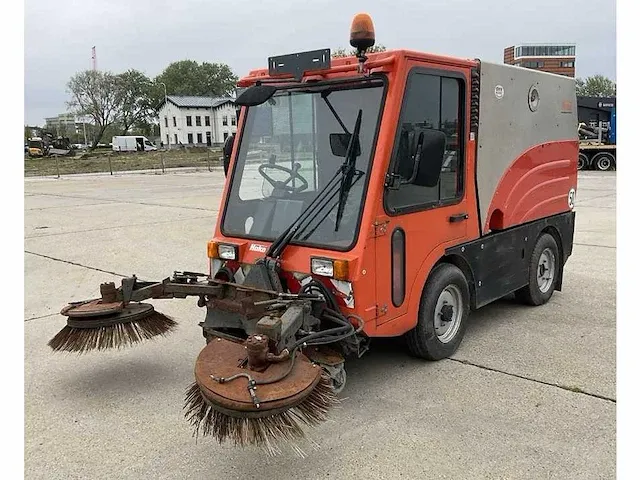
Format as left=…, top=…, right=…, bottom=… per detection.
left=47, top=312, right=177, bottom=353
left=183, top=376, right=339, bottom=455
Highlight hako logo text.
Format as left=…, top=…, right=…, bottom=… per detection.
left=249, top=243, right=267, bottom=253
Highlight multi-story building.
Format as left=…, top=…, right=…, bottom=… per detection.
left=158, top=96, right=237, bottom=148
left=44, top=113, right=92, bottom=140
left=504, top=44, right=576, bottom=77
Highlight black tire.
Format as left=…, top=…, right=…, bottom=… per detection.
left=577, top=153, right=589, bottom=171
left=515, top=233, right=560, bottom=306
left=593, top=152, right=615, bottom=172
left=406, top=263, right=470, bottom=360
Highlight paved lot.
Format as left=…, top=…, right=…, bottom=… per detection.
left=24, top=169, right=616, bottom=480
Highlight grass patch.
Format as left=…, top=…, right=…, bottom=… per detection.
left=24, top=147, right=224, bottom=177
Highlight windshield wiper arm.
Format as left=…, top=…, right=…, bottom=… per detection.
left=265, top=169, right=343, bottom=259
left=296, top=171, right=363, bottom=242
left=334, top=110, right=363, bottom=231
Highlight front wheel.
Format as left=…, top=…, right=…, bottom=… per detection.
left=406, top=263, right=470, bottom=360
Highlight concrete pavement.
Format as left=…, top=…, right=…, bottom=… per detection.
left=24, top=170, right=616, bottom=480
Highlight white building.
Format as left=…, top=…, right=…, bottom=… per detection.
left=158, top=96, right=237, bottom=148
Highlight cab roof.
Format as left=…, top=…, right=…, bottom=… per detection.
left=237, top=49, right=479, bottom=86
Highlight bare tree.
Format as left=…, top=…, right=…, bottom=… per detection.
left=67, top=70, right=120, bottom=148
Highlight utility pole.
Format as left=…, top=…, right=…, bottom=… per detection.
left=92, top=46, right=97, bottom=71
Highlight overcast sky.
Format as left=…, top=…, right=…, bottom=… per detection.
left=24, top=0, right=616, bottom=126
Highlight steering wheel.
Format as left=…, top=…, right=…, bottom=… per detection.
left=258, top=162, right=309, bottom=194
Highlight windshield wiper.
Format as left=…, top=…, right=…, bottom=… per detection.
left=265, top=109, right=364, bottom=259
left=265, top=170, right=342, bottom=259
left=334, top=110, right=362, bottom=231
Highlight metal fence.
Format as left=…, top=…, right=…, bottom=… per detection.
left=24, top=148, right=225, bottom=178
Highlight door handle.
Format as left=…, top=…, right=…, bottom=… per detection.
left=449, top=213, right=469, bottom=223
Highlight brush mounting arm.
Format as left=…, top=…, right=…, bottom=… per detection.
left=93, top=273, right=323, bottom=306
left=117, top=276, right=224, bottom=303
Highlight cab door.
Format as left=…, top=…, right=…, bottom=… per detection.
left=374, top=65, right=472, bottom=327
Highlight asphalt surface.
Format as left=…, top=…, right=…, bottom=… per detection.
left=24, top=169, right=616, bottom=479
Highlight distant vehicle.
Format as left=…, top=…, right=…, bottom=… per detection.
left=28, top=137, right=45, bottom=157
left=577, top=97, right=616, bottom=171
left=111, top=136, right=157, bottom=152
left=27, top=131, right=75, bottom=158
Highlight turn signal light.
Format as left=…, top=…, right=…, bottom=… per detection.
left=333, top=260, right=349, bottom=281
left=207, top=241, right=218, bottom=259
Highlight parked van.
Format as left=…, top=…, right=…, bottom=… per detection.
left=112, top=136, right=157, bottom=152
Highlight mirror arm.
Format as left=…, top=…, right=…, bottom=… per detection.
left=322, top=96, right=350, bottom=135
left=406, top=134, right=424, bottom=184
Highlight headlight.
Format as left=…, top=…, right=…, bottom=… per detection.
left=218, top=244, right=238, bottom=260
left=311, top=257, right=350, bottom=280
left=207, top=241, right=238, bottom=260
left=311, top=258, right=334, bottom=277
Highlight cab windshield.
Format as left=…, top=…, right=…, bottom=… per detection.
left=222, top=79, right=385, bottom=249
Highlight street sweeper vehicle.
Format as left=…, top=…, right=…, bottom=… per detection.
left=49, top=13, right=578, bottom=454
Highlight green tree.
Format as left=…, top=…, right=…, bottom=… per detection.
left=331, top=45, right=387, bottom=58
left=115, top=69, right=156, bottom=135
left=25, top=126, right=38, bottom=142
left=67, top=70, right=120, bottom=148
left=576, top=75, right=616, bottom=97
left=155, top=60, right=238, bottom=97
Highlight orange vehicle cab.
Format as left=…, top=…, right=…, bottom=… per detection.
left=207, top=27, right=578, bottom=361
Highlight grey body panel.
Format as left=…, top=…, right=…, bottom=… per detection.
left=476, top=62, right=577, bottom=229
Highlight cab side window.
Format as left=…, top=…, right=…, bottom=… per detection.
left=385, top=70, right=464, bottom=214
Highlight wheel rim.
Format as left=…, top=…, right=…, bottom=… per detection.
left=434, top=285, right=464, bottom=343
left=537, top=248, right=556, bottom=293
left=598, top=157, right=611, bottom=170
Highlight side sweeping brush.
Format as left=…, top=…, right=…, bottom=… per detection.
left=48, top=300, right=177, bottom=353
left=182, top=337, right=341, bottom=456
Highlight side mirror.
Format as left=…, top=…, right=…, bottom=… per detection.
left=411, top=129, right=447, bottom=188
left=235, top=85, right=277, bottom=107
left=223, top=134, right=235, bottom=157
left=223, top=134, right=235, bottom=177
left=329, top=133, right=361, bottom=157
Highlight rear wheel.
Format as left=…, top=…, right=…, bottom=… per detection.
left=593, top=152, right=615, bottom=171
left=515, top=233, right=560, bottom=306
left=406, top=263, right=470, bottom=360
left=577, top=153, right=589, bottom=171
